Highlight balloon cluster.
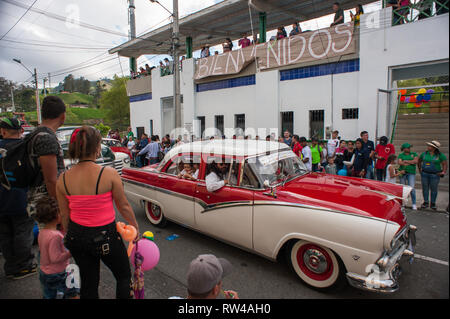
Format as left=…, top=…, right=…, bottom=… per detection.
left=116, top=223, right=160, bottom=271
left=399, top=88, right=434, bottom=108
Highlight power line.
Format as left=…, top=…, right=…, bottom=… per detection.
left=0, top=0, right=38, bottom=41
left=1, top=38, right=111, bottom=49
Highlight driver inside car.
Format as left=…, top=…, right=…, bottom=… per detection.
left=206, top=161, right=236, bottom=192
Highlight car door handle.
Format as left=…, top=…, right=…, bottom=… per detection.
left=158, top=175, right=167, bottom=179
left=197, top=183, right=205, bottom=187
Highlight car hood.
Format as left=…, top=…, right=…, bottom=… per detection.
left=275, top=173, right=407, bottom=227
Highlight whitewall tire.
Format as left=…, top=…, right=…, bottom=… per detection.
left=288, top=240, right=344, bottom=290
left=144, top=201, right=167, bottom=227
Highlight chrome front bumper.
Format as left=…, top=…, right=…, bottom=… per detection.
left=346, top=224, right=417, bottom=293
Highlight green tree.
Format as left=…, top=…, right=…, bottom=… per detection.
left=99, top=76, right=129, bottom=127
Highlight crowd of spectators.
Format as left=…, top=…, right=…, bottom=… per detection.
left=282, top=129, right=447, bottom=211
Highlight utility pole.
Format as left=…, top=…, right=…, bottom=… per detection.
left=34, top=68, right=41, bottom=124
left=10, top=87, right=15, bottom=112
left=173, top=0, right=181, bottom=129
left=128, top=0, right=137, bottom=74
left=43, top=78, right=47, bottom=97
left=48, top=72, right=51, bottom=93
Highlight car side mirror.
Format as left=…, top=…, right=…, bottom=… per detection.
left=263, top=180, right=277, bottom=198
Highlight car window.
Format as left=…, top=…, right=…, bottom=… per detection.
left=241, top=161, right=260, bottom=189
left=164, top=154, right=201, bottom=177
left=101, top=145, right=115, bottom=161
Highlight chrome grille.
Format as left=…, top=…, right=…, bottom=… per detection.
left=113, top=159, right=124, bottom=175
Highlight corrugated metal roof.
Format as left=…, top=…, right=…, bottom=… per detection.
left=109, top=0, right=373, bottom=58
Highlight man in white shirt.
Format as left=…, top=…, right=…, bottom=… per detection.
left=300, top=137, right=312, bottom=171
left=205, top=162, right=230, bottom=192
left=327, top=130, right=340, bottom=159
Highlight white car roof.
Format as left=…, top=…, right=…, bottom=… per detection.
left=165, top=139, right=290, bottom=159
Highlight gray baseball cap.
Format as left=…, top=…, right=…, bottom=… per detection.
left=187, top=254, right=232, bottom=294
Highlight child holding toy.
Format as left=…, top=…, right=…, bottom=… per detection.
left=35, top=196, right=79, bottom=299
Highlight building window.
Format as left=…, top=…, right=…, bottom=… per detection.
left=197, top=116, right=205, bottom=138
left=281, top=111, right=294, bottom=136
left=235, top=114, right=245, bottom=135
left=215, top=115, right=224, bottom=136
left=342, top=108, right=359, bottom=119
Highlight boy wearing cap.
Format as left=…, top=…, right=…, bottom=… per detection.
left=398, top=143, right=418, bottom=210
left=170, top=254, right=239, bottom=299
left=0, top=118, right=37, bottom=279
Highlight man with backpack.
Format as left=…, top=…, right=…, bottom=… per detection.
left=27, top=96, right=66, bottom=215
left=0, top=118, right=37, bottom=279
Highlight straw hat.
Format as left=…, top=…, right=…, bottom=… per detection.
left=426, top=140, right=441, bottom=150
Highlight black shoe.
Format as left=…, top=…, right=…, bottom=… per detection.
left=12, top=264, right=37, bottom=280
left=421, top=202, right=429, bottom=209
left=430, top=204, right=437, bottom=211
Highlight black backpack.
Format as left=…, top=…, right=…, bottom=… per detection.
left=0, top=129, right=45, bottom=190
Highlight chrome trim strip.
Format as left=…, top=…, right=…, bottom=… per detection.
left=253, top=201, right=397, bottom=225
left=123, top=178, right=397, bottom=224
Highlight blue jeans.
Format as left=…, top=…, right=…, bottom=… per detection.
left=421, top=172, right=440, bottom=204
left=400, top=173, right=416, bottom=205
left=365, top=164, right=374, bottom=179
left=0, top=214, right=35, bottom=276
left=39, top=270, right=79, bottom=299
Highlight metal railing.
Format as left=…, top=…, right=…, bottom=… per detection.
left=390, top=90, right=449, bottom=142
left=383, top=0, right=449, bottom=26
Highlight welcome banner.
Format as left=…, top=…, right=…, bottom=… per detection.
left=194, top=22, right=356, bottom=80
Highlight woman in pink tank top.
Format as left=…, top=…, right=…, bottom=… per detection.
left=56, top=126, right=139, bottom=299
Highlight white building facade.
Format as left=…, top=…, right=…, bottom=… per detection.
left=126, top=8, right=449, bottom=141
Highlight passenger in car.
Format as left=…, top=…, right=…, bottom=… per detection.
left=178, top=163, right=197, bottom=181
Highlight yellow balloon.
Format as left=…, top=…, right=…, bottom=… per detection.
left=418, top=88, right=426, bottom=94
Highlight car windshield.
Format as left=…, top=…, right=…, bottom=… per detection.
left=248, top=150, right=308, bottom=186
left=61, top=143, right=115, bottom=162
left=56, top=128, right=77, bottom=143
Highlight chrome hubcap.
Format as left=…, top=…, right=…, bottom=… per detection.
left=150, top=203, right=161, bottom=218
left=303, top=248, right=328, bottom=274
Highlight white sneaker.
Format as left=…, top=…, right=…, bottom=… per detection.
left=412, top=204, right=417, bottom=211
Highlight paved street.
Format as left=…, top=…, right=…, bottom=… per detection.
left=0, top=203, right=448, bottom=299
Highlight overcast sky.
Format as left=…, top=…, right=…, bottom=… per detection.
left=0, top=0, right=381, bottom=88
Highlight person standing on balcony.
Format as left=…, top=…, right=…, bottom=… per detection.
left=330, top=2, right=344, bottom=27
left=418, top=141, right=447, bottom=211
left=200, top=46, right=210, bottom=58
left=238, top=34, right=251, bottom=48
left=398, top=143, right=418, bottom=210
left=350, top=4, right=364, bottom=26
left=290, top=22, right=302, bottom=36
left=223, top=38, right=233, bottom=53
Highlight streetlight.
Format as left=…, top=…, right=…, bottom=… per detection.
left=149, top=0, right=181, bottom=130
left=13, top=58, right=41, bottom=124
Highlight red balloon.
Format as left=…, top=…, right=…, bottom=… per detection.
left=414, top=102, right=422, bottom=107
left=409, top=94, right=417, bottom=103
left=400, top=96, right=406, bottom=102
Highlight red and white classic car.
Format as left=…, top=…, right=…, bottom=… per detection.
left=121, top=140, right=416, bottom=292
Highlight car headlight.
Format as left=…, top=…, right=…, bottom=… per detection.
left=124, top=157, right=130, bottom=164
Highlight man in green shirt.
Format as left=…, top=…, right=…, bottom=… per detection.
left=418, top=140, right=448, bottom=210
left=398, top=143, right=419, bottom=210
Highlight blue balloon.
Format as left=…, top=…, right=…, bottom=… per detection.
left=416, top=94, right=423, bottom=102
left=338, top=169, right=348, bottom=176
left=423, top=93, right=431, bottom=101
